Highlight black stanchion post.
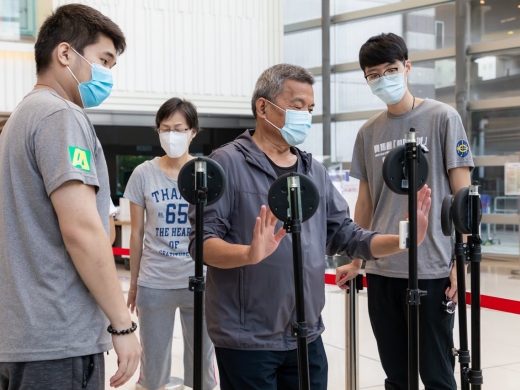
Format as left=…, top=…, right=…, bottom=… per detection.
left=382, top=128, right=429, bottom=390
left=287, top=175, right=310, bottom=390
left=405, top=129, right=422, bottom=390
left=468, top=182, right=483, bottom=389
left=454, top=230, right=470, bottom=390
left=191, top=160, right=206, bottom=390
left=178, top=157, right=226, bottom=390
left=268, top=172, right=320, bottom=390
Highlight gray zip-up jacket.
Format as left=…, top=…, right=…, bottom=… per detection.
left=188, top=129, right=380, bottom=351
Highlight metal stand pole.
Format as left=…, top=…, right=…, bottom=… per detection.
left=405, top=129, right=425, bottom=390
left=190, top=161, right=207, bottom=390
left=345, top=274, right=362, bottom=390
left=454, top=231, right=470, bottom=390
left=466, top=183, right=483, bottom=389
left=287, top=176, right=310, bottom=390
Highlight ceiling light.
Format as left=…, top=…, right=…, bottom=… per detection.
left=508, top=31, right=514, bottom=34
left=480, top=0, right=485, bottom=4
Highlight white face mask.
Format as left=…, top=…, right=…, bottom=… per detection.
left=159, top=131, right=190, bottom=158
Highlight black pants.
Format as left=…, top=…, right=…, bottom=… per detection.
left=215, top=336, right=328, bottom=390
left=367, top=274, right=456, bottom=390
left=0, top=353, right=104, bottom=390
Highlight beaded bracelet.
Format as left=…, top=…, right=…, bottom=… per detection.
left=107, top=321, right=138, bottom=335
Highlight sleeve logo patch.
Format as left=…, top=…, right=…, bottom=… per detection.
left=456, top=140, right=469, bottom=157
left=68, top=146, right=91, bottom=172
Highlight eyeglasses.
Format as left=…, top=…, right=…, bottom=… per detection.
left=365, top=61, right=406, bottom=85
left=157, top=128, right=191, bottom=134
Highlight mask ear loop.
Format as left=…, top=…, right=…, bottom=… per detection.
left=264, top=99, right=286, bottom=130
left=70, top=46, right=93, bottom=66
left=266, top=99, right=285, bottom=113
left=66, top=46, right=91, bottom=85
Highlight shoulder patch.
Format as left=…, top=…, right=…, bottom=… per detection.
left=456, top=140, right=469, bottom=158
left=68, top=146, right=91, bottom=172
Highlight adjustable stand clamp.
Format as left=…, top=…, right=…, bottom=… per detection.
left=406, top=289, right=427, bottom=305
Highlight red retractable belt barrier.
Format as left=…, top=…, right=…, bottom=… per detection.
left=113, top=248, right=520, bottom=315
left=324, top=273, right=520, bottom=315
left=112, top=247, right=130, bottom=256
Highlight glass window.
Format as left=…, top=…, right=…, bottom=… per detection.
left=283, top=0, right=321, bottom=25
left=331, top=120, right=367, bottom=163
left=333, top=4, right=455, bottom=65
left=0, top=0, right=36, bottom=41
left=471, top=108, right=520, bottom=156
left=332, top=0, right=403, bottom=15
left=117, top=155, right=154, bottom=196
left=283, top=28, right=322, bottom=69
left=408, top=58, right=456, bottom=104
left=470, top=0, right=520, bottom=43
left=333, top=70, right=386, bottom=113
left=469, top=49, right=520, bottom=101
left=470, top=109, right=520, bottom=256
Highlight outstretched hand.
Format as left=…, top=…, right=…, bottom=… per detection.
left=416, top=185, right=432, bottom=246
left=247, top=205, right=287, bottom=265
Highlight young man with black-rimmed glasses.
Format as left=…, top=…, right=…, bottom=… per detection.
left=336, top=33, right=474, bottom=390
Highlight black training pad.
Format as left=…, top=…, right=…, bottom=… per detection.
left=452, top=187, right=482, bottom=235
left=268, top=172, right=320, bottom=223
left=382, top=145, right=429, bottom=195
left=441, top=195, right=454, bottom=237
left=178, top=157, right=226, bottom=206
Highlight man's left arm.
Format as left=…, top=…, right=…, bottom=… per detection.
left=326, top=174, right=432, bottom=260
left=446, top=166, right=472, bottom=302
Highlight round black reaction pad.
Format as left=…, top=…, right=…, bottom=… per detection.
left=268, top=172, right=320, bottom=223
left=452, top=187, right=471, bottom=234
left=178, top=157, right=226, bottom=206
left=441, top=195, right=454, bottom=237
left=452, top=187, right=482, bottom=235
left=382, top=145, right=429, bottom=195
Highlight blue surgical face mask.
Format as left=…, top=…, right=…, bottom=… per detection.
left=368, top=72, right=407, bottom=105
left=264, top=100, right=312, bottom=146
left=67, top=47, right=113, bottom=108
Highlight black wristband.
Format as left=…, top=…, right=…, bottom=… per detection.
left=107, top=321, right=137, bottom=335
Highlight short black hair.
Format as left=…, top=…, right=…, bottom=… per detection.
left=155, top=98, right=200, bottom=133
left=359, top=33, right=408, bottom=72
left=35, top=4, right=126, bottom=75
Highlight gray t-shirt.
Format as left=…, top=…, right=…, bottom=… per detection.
left=124, top=158, right=197, bottom=289
left=0, top=89, right=112, bottom=362
left=351, top=99, right=474, bottom=279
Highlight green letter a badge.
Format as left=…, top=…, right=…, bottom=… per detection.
left=69, top=146, right=92, bottom=172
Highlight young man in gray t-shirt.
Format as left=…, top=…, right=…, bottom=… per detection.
left=336, top=33, right=474, bottom=390
left=0, top=4, right=140, bottom=389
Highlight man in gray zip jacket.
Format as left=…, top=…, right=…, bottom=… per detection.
left=188, top=63, right=431, bottom=390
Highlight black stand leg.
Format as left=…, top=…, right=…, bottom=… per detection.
left=467, top=183, right=483, bottom=389
left=454, top=232, right=470, bottom=390
left=405, top=131, right=426, bottom=390
left=287, top=177, right=310, bottom=390
left=190, top=168, right=207, bottom=390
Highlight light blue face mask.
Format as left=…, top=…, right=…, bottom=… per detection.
left=368, top=72, right=407, bottom=105
left=264, top=100, right=312, bottom=146
left=67, top=47, right=113, bottom=108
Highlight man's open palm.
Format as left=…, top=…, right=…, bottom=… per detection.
left=247, top=205, right=286, bottom=265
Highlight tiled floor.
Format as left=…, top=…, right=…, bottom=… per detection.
left=107, top=259, right=520, bottom=389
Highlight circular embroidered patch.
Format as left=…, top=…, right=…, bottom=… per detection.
left=456, top=140, right=469, bottom=157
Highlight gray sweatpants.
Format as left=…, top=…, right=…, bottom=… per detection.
left=136, top=286, right=216, bottom=390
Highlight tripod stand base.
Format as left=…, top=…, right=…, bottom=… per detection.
left=136, top=377, right=184, bottom=390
